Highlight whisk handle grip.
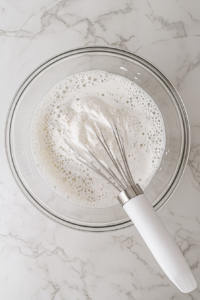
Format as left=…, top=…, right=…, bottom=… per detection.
left=123, top=194, right=197, bottom=293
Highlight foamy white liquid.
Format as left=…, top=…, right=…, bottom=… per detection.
left=30, top=70, right=166, bottom=208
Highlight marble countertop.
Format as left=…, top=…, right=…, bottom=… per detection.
left=0, top=0, right=200, bottom=299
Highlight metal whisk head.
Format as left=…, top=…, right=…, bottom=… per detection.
left=65, top=124, right=138, bottom=193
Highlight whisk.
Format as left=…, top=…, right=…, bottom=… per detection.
left=66, top=124, right=197, bottom=294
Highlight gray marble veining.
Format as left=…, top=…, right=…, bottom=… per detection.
left=0, top=0, right=200, bottom=299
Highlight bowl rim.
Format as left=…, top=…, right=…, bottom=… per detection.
left=5, top=46, right=190, bottom=232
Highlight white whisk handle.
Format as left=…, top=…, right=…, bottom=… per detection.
left=123, top=194, right=197, bottom=293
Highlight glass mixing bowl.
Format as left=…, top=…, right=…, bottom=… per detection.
left=5, top=47, right=190, bottom=231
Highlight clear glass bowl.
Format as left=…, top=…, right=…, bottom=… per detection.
left=5, top=47, right=190, bottom=231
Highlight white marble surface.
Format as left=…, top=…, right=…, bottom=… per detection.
left=0, top=0, right=200, bottom=299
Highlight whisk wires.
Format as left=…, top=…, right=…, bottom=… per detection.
left=65, top=124, right=134, bottom=192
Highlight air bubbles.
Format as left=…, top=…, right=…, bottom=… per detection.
left=30, top=70, right=166, bottom=208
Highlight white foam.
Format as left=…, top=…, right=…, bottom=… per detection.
left=30, top=70, right=166, bottom=208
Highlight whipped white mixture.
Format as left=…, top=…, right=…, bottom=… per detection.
left=30, top=70, right=166, bottom=208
